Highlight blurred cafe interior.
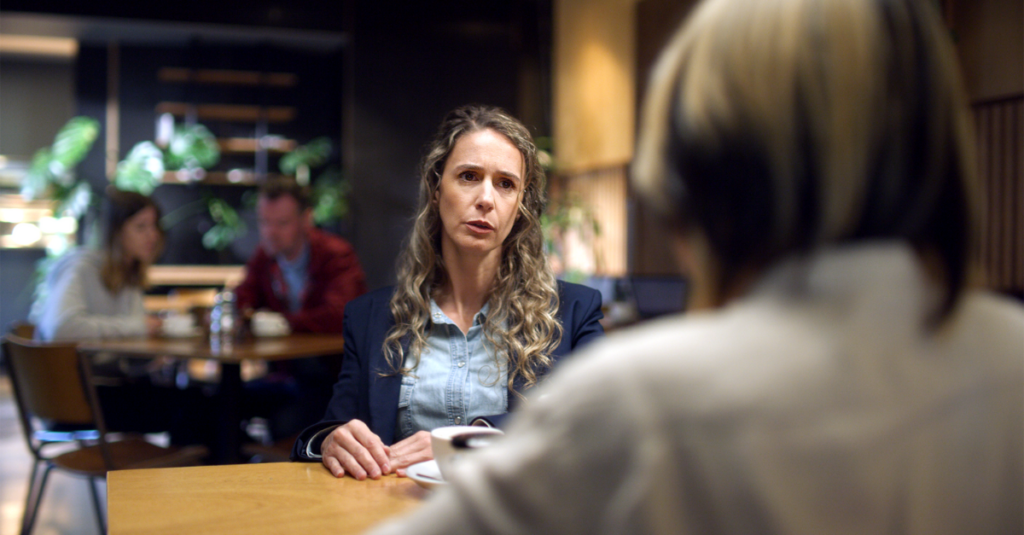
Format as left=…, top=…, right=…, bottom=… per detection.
left=0, top=0, right=1020, bottom=532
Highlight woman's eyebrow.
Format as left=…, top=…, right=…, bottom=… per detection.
left=453, top=163, right=521, bottom=182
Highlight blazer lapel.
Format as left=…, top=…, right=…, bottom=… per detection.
left=365, top=303, right=403, bottom=445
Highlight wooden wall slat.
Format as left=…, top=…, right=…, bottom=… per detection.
left=972, top=95, right=1024, bottom=294
left=549, top=164, right=629, bottom=276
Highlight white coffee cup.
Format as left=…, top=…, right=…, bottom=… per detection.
left=430, top=425, right=504, bottom=479
left=252, top=311, right=291, bottom=337
left=162, top=313, right=196, bottom=337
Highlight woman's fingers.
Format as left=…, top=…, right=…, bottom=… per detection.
left=323, top=452, right=345, bottom=478
left=334, top=444, right=370, bottom=480
left=388, top=430, right=433, bottom=470
left=346, top=420, right=393, bottom=474
left=322, top=420, right=390, bottom=479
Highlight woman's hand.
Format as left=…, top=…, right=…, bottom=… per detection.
left=389, top=431, right=433, bottom=477
left=321, top=419, right=392, bottom=480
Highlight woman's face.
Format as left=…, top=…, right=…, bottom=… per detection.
left=119, top=206, right=162, bottom=264
left=435, top=128, right=525, bottom=263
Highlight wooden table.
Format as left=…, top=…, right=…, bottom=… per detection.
left=78, top=334, right=347, bottom=463
left=77, top=333, right=346, bottom=363
left=107, top=462, right=425, bottom=534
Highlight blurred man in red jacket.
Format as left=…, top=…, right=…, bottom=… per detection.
left=235, top=177, right=366, bottom=333
left=235, top=176, right=367, bottom=441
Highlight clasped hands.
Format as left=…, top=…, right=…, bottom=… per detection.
left=321, top=419, right=432, bottom=480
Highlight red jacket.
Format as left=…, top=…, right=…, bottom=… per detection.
left=234, top=229, right=367, bottom=334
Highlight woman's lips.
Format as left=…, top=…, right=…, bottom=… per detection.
left=466, top=221, right=494, bottom=233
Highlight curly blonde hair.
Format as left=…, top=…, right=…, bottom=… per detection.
left=383, top=105, right=562, bottom=396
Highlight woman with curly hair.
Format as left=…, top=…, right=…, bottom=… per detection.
left=291, top=105, right=604, bottom=478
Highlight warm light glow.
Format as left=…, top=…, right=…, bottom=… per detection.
left=38, top=216, right=59, bottom=234
left=0, top=209, right=25, bottom=223
left=0, top=35, right=78, bottom=58
left=57, top=216, right=78, bottom=234
left=38, top=216, right=77, bottom=234
left=11, top=222, right=43, bottom=246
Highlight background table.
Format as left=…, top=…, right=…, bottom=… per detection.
left=77, top=334, right=347, bottom=462
left=108, top=462, right=425, bottom=534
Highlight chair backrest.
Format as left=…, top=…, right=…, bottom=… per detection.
left=2, top=334, right=95, bottom=426
left=7, top=321, right=36, bottom=339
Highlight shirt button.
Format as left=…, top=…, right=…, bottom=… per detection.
left=458, top=361, right=465, bottom=368
left=454, top=416, right=462, bottom=424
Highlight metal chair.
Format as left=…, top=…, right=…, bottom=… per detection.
left=1, top=333, right=208, bottom=534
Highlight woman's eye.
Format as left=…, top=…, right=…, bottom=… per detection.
left=459, top=171, right=477, bottom=181
left=499, top=179, right=516, bottom=190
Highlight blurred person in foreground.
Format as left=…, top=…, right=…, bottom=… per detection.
left=368, top=0, right=1023, bottom=533
left=235, top=176, right=368, bottom=440
left=33, top=188, right=210, bottom=447
left=291, top=105, right=605, bottom=478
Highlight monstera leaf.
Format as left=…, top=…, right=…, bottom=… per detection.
left=21, top=116, right=100, bottom=199
left=202, top=197, right=246, bottom=251
left=22, top=148, right=54, bottom=200
left=115, top=142, right=165, bottom=195
left=164, top=124, right=220, bottom=170
left=280, top=137, right=332, bottom=175
left=50, top=117, right=100, bottom=181
left=57, top=181, right=93, bottom=219
left=311, top=168, right=350, bottom=225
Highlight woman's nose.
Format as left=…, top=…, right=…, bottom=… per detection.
left=476, top=181, right=495, bottom=210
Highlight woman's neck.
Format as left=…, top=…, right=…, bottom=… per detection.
left=436, top=248, right=500, bottom=334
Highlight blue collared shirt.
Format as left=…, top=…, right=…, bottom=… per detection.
left=275, top=243, right=309, bottom=313
left=394, top=300, right=508, bottom=441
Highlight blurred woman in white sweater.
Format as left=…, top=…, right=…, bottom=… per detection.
left=35, top=187, right=163, bottom=341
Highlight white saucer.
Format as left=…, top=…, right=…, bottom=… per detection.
left=406, top=460, right=446, bottom=489
left=163, top=327, right=201, bottom=338
left=253, top=328, right=290, bottom=337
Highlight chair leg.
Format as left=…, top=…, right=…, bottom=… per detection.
left=88, top=476, right=106, bottom=534
left=20, top=461, right=40, bottom=535
left=21, top=462, right=53, bottom=535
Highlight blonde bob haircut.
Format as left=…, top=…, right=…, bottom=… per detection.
left=633, top=0, right=975, bottom=321
left=383, top=105, right=562, bottom=395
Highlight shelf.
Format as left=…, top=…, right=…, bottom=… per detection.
left=217, top=137, right=297, bottom=154
left=158, top=68, right=297, bottom=88
left=156, top=102, right=296, bottom=123
left=161, top=170, right=287, bottom=186
left=148, top=265, right=246, bottom=287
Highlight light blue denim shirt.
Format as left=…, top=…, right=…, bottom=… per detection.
left=394, top=300, right=508, bottom=441
left=275, top=243, right=309, bottom=313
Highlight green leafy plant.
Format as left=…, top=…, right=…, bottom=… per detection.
left=164, top=124, right=220, bottom=170
left=22, top=116, right=100, bottom=219
left=310, top=168, right=350, bottom=225
left=279, top=136, right=331, bottom=177
left=542, top=193, right=602, bottom=283
left=114, top=141, right=166, bottom=195
left=279, top=137, right=350, bottom=226
left=202, top=196, right=246, bottom=251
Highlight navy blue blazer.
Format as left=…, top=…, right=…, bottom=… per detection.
left=291, top=281, right=604, bottom=461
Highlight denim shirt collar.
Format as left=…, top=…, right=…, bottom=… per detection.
left=429, top=299, right=490, bottom=327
